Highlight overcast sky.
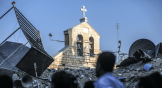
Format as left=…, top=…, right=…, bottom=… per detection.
left=0, top=0, right=162, bottom=60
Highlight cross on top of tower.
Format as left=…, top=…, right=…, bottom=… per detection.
left=81, top=5, right=87, bottom=18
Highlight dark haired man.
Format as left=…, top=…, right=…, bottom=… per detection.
left=94, top=52, right=124, bottom=88
left=84, top=81, right=94, bottom=88
left=0, top=75, right=13, bottom=88
left=51, top=71, right=78, bottom=88
left=138, top=72, right=162, bottom=88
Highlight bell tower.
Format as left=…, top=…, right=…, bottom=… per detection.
left=49, top=6, right=101, bottom=69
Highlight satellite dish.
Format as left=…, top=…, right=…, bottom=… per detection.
left=129, top=39, right=155, bottom=57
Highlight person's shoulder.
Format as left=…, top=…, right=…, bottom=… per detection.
left=114, top=78, right=125, bottom=88
left=105, top=74, right=125, bottom=87
left=97, top=76, right=111, bottom=85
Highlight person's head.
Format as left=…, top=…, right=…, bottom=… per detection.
left=96, top=52, right=116, bottom=77
left=13, top=80, right=24, bottom=88
left=138, top=76, right=154, bottom=88
left=0, top=75, right=13, bottom=88
left=51, top=71, right=78, bottom=88
left=138, top=72, right=162, bottom=88
left=84, top=81, right=94, bottom=88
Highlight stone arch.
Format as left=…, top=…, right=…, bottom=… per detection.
left=89, top=37, right=94, bottom=57
left=77, top=34, right=83, bottom=56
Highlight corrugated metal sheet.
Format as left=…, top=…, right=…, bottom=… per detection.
left=16, top=47, right=54, bottom=77
left=14, top=7, right=53, bottom=61
left=0, top=41, right=30, bottom=71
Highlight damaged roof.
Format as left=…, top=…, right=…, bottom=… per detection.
left=52, top=46, right=69, bottom=58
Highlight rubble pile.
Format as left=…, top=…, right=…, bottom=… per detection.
left=113, top=58, right=162, bottom=88
left=1, top=67, right=97, bottom=88
left=2, top=58, right=162, bottom=88
left=66, top=68, right=97, bottom=88
left=40, top=67, right=98, bottom=88
left=35, top=58, right=162, bottom=88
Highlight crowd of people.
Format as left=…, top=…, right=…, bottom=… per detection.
left=0, top=52, right=162, bottom=88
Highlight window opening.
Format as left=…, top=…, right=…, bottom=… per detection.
left=77, top=35, right=83, bottom=56
left=89, top=37, right=94, bottom=57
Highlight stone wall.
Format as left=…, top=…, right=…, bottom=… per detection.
left=49, top=46, right=100, bottom=70
left=70, top=22, right=100, bottom=55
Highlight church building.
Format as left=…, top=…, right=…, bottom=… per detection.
left=48, top=6, right=101, bottom=70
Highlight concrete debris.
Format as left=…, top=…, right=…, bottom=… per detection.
left=114, top=58, right=162, bottom=88
left=28, top=57, right=162, bottom=88
left=1, top=58, right=162, bottom=88
left=4, top=67, right=97, bottom=88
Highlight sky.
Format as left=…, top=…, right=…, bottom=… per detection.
left=0, top=0, right=162, bottom=60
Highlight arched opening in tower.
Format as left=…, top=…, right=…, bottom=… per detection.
left=89, top=37, right=94, bottom=57
left=77, top=35, right=83, bottom=56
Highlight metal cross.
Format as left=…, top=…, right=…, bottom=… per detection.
left=81, top=5, right=87, bottom=17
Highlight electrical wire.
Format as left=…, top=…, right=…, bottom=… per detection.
left=17, top=29, right=22, bottom=42
left=13, top=23, right=17, bottom=42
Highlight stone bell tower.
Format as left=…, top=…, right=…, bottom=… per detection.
left=49, top=6, right=101, bottom=70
